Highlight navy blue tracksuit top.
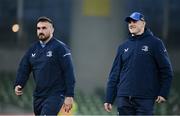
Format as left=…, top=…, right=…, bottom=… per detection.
left=105, top=28, right=173, bottom=104
left=15, top=37, right=75, bottom=97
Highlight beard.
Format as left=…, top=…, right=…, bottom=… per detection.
left=38, top=33, right=50, bottom=42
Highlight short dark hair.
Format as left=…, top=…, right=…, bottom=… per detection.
left=37, top=16, right=53, bottom=26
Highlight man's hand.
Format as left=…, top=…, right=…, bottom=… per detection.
left=156, top=96, right=166, bottom=103
left=104, top=103, right=112, bottom=112
left=63, top=97, right=73, bottom=113
left=15, top=85, right=23, bottom=96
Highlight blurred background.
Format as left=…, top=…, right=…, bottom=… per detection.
left=0, top=0, right=180, bottom=115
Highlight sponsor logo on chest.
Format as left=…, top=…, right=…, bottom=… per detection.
left=124, top=48, right=129, bottom=53
left=31, top=50, right=53, bottom=58
left=31, top=53, right=36, bottom=58
left=123, top=45, right=149, bottom=53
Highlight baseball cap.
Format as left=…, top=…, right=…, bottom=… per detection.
left=125, top=12, right=145, bottom=22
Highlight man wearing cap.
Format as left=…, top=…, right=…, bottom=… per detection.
left=14, top=16, right=76, bottom=115
left=104, top=12, right=173, bottom=115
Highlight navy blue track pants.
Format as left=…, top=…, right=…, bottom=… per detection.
left=33, top=95, right=64, bottom=115
left=117, top=96, right=155, bottom=115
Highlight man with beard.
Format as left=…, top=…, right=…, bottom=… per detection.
left=104, top=12, right=173, bottom=115
left=14, top=16, right=76, bottom=115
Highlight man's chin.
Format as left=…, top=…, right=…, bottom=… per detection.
left=130, top=31, right=137, bottom=34
left=39, top=38, right=47, bottom=42
left=38, top=35, right=50, bottom=42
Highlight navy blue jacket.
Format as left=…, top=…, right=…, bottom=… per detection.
left=105, top=28, right=173, bottom=104
left=15, top=37, right=75, bottom=97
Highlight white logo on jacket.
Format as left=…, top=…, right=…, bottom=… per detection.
left=164, top=49, right=167, bottom=52
left=31, top=53, right=36, bottom=57
left=46, top=51, right=52, bottom=57
left=142, top=45, right=148, bottom=52
left=63, top=53, right=71, bottom=57
left=124, top=48, right=129, bottom=52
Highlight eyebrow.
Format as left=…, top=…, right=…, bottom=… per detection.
left=37, top=26, right=47, bottom=29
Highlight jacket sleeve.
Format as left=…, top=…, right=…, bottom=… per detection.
left=105, top=47, right=122, bottom=104
left=14, top=50, right=32, bottom=89
left=154, top=39, right=173, bottom=99
left=59, top=46, right=76, bottom=97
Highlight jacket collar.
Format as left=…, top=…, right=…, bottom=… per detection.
left=128, top=28, right=153, bottom=41
left=39, top=37, right=54, bottom=48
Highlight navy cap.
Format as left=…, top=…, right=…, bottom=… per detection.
left=125, top=12, right=145, bottom=22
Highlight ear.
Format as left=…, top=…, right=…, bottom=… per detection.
left=143, top=21, right=146, bottom=26
left=51, top=27, right=54, bottom=33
